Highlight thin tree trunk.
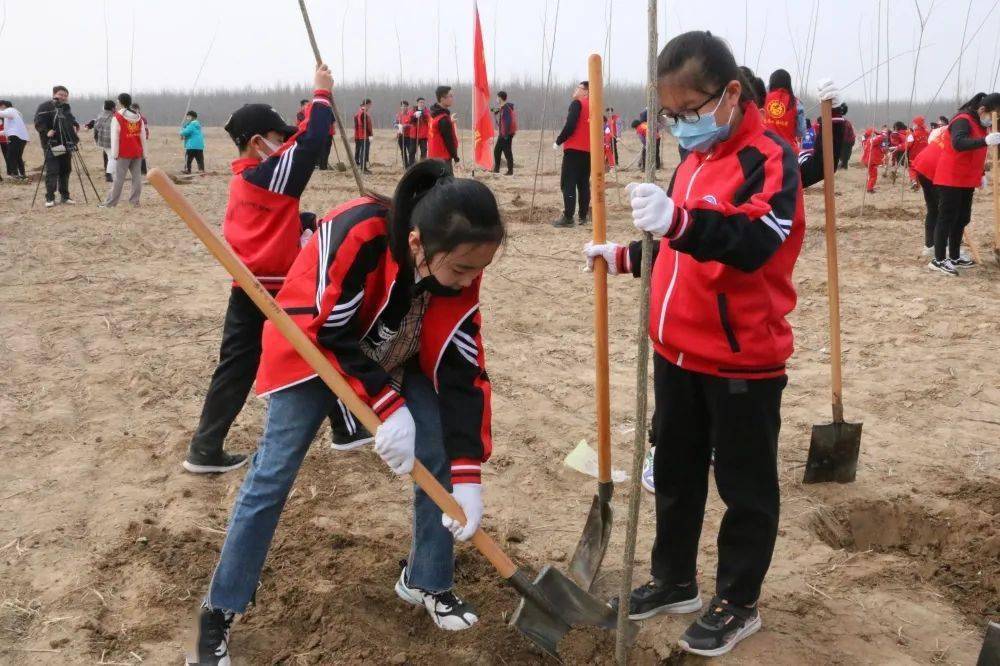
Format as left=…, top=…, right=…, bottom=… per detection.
left=528, top=0, right=560, bottom=221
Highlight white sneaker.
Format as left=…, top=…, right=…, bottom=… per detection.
left=44, top=200, right=55, bottom=208
left=928, top=259, right=959, bottom=276
left=394, top=567, right=478, bottom=631
left=641, top=447, right=655, bottom=494
left=61, top=198, right=77, bottom=205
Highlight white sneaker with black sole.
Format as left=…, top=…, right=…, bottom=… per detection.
left=928, top=258, right=959, bottom=276
left=394, top=567, right=479, bottom=631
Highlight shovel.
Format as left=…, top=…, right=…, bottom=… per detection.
left=147, top=169, right=635, bottom=659
left=804, top=100, right=863, bottom=484
left=569, top=53, right=614, bottom=591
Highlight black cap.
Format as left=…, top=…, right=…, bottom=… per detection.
left=224, top=103, right=297, bottom=145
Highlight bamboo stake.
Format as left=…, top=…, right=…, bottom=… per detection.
left=616, top=0, right=657, bottom=662
left=296, top=0, right=366, bottom=196
left=528, top=0, right=561, bottom=221
left=183, top=21, right=220, bottom=123
left=992, top=110, right=1000, bottom=267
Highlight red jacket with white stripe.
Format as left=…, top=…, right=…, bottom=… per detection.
left=256, top=197, right=493, bottom=483
left=615, top=103, right=804, bottom=379
left=222, top=90, right=332, bottom=292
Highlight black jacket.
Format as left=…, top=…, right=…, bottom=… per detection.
left=34, top=100, right=79, bottom=148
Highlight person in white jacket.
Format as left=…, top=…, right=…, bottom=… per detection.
left=101, top=93, right=147, bottom=207
left=0, top=101, right=30, bottom=179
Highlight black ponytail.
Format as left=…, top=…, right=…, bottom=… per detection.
left=388, top=159, right=505, bottom=271
left=656, top=31, right=754, bottom=104
left=958, top=92, right=988, bottom=114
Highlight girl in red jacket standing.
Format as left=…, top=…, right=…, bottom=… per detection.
left=862, top=127, right=886, bottom=192
left=927, top=92, right=1000, bottom=274
left=584, top=31, right=834, bottom=657
left=188, top=160, right=505, bottom=665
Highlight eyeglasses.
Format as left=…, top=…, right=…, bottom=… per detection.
left=661, top=85, right=728, bottom=125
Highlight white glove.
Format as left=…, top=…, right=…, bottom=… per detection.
left=583, top=241, right=621, bottom=275
left=299, top=228, right=314, bottom=248
left=374, top=407, right=415, bottom=475
left=441, top=483, right=483, bottom=542
left=626, top=182, right=676, bottom=237
left=552, top=142, right=560, bottom=150
left=985, top=132, right=1000, bottom=146
left=816, top=78, right=841, bottom=106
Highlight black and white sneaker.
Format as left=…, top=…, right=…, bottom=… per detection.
left=608, top=579, right=702, bottom=620
left=330, top=414, right=374, bottom=451
left=928, top=259, right=959, bottom=276
left=183, top=450, right=249, bottom=474
left=187, top=606, right=235, bottom=665
left=678, top=597, right=761, bottom=657
left=394, top=567, right=479, bottom=631
left=951, top=256, right=976, bottom=269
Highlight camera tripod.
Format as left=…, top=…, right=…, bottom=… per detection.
left=30, top=104, right=101, bottom=208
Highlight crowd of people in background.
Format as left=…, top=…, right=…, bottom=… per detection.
left=4, top=76, right=998, bottom=281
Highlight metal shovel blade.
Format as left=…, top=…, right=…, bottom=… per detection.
left=804, top=420, right=863, bottom=484
left=569, top=482, right=614, bottom=590
left=976, top=621, right=1000, bottom=666
left=509, top=565, right=637, bottom=658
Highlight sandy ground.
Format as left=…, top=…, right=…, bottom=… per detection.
left=1, top=126, right=998, bottom=665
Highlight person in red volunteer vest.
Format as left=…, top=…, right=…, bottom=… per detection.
left=551, top=80, right=591, bottom=227
left=395, top=100, right=415, bottom=168
left=100, top=93, right=146, bottom=208
left=584, top=31, right=840, bottom=657
left=189, top=160, right=506, bottom=664
left=353, top=98, right=373, bottom=174
left=410, top=96, right=431, bottom=161
left=762, top=68, right=804, bottom=150
left=427, top=85, right=460, bottom=172
left=926, top=92, right=1000, bottom=275
left=183, top=64, right=334, bottom=476
left=906, top=115, right=929, bottom=188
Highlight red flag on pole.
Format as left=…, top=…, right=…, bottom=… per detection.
left=472, top=0, right=494, bottom=170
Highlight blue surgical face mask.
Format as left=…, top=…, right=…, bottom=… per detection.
left=669, top=93, right=736, bottom=153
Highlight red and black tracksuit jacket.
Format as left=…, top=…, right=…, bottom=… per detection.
left=256, top=198, right=492, bottom=483
left=222, top=89, right=332, bottom=292
left=613, top=102, right=807, bottom=380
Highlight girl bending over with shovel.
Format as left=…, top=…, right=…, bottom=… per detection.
left=188, top=159, right=505, bottom=665
left=584, top=31, right=838, bottom=657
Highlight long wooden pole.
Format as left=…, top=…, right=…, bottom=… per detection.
left=588, top=54, right=612, bottom=489
left=820, top=99, right=846, bottom=423
left=148, top=169, right=523, bottom=579
left=528, top=0, right=561, bottom=221
left=992, top=111, right=1000, bottom=266
left=297, top=0, right=367, bottom=196
left=616, top=1, right=657, bottom=662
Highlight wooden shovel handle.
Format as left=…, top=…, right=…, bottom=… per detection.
left=147, top=169, right=517, bottom=579
left=820, top=100, right=845, bottom=423
left=588, top=55, right=613, bottom=484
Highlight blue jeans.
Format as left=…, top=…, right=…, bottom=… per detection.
left=206, top=371, right=455, bottom=613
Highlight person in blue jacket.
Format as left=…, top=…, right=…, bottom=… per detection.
left=180, top=110, right=206, bottom=173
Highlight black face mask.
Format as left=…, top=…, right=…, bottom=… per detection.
left=415, top=274, right=462, bottom=297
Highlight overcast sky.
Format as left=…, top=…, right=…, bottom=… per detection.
left=1, top=0, right=998, bottom=103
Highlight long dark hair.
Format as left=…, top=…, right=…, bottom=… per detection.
left=388, top=159, right=505, bottom=271
left=958, top=92, right=1000, bottom=115
left=768, top=69, right=794, bottom=98
left=656, top=31, right=754, bottom=104
left=739, top=65, right=767, bottom=106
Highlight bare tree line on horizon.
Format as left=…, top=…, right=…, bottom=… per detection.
left=6, top=79, right=972, bottom=133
